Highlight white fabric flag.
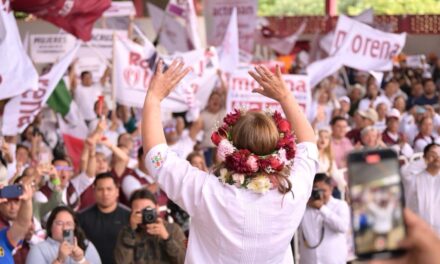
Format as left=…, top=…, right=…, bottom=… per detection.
left=2, top=43, right=80, bottom=135
left=166, top=0, right=201, bottom=50
left=218, top=8, right=239, bottom=73
left=255, top=21, right=307, bottom=55
left=0, top=3, right=39, bottom=100
left=308, top=15, right=406, bottom=87
left=113, top=35, right=193, bottom=112
left=147, top=3, right=191, bottom=53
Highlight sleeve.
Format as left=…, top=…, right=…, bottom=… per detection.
left=85, top=241, right=102, bottom=264
left=36, top=190, right=63, bottom=221
left=113, top=227, right=135, bottom=264
left=145, top=144, right=209, bottom=216
left=25, top=244, right=45, bottom=264
left=163, top=223, right=186, bottom=264
left=121, top=175, right=143, bottom=201
left=290, top=142, right=319, bottom=198
left=319, top=201, right=350, bottom=233
left=70, top=172, right=95, bottom=196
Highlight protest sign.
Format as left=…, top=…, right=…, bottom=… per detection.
left=78, top=29, right=127, bottom=60
left=204, top=0, right=257, bottom=55
left=103, top=1, right=136, bottom=17
left=226, top=69, right=311, bottom=115
left=30, top=34, right=77, bottom=63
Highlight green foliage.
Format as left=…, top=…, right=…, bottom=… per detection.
left=258, top=0, right=440, bottom=16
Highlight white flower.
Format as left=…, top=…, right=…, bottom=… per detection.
left=219, top=168, right=229, bottom=183
left=217, top=139, right=235, bottom=162
left=247, top=175, right=272, bottom=194
left=232, top=173, right=245, bottom=187
left=278, top=148, right=288, bottom=164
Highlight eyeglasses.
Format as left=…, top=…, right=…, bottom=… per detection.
left=164, top=127, right=176, bottom=133
left=55, top=166, right=73, bottom=172
left=53, top=220, right=75, bottom=228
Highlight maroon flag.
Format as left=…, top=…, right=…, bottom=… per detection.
left=11, top=0, right=111, bottom=41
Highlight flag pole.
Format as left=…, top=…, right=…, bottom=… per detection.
left=111, top=32, right=117, bottom=111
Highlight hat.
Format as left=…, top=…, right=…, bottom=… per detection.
left=386, top=108, right=401, bottom=120
left=359, top=108, right=378, bottom=123
left=339, top=96, right=351, bottom=104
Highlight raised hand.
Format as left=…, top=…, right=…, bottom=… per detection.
left=147, top=59, right=191, bottom=102
left=248, top=65, right=290, bottom=103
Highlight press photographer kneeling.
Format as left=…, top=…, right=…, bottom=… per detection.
left=114, top=189, right=186, bottom=264
left=298, top=173, right=350, bottom=264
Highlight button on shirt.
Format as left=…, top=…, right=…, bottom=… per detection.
left=299, top=197, right=350, bottom=264
left=145, top=142, right=319, bottom=264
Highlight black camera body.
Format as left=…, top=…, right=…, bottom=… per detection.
left=141, top=207, right=158, bottom=225
left=311, top=188, right=324, bottom=200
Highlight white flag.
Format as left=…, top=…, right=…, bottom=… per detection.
left=218, top=8, right=239, bottom=73
left=0, top=3, right=39, bottom=100
left=255, top=21, right=307, bottom=55
left=166, top=0, right=201, bottom=50
left=2, top=42, right=80, bottom=135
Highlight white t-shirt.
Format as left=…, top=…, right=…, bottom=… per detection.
left=145, top=142, right=318, bottom=263
left=74, top=84, right=103, bottom=121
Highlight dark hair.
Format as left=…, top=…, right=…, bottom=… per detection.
left=422, top=78, right=434, bottom=86
left=423, top=143, right=440, bottom=157
left=117, top=133, right=131, bottom=145
left=129, top=189, right=157, bottom=207
left=137, top=147, right=144, bottom=159
left=313, top=173, right=333, bottom=186
left=80, top=71, right=91, bottom=79
left=16, top=144, right=30, bottom=154
left=93, top=172, right=118, bottom=187
left=330, top=116, right=348, bottom=126
left=186, top=151, right=205, bottom=163
left=45, top=206, right=88, bottom=251
left=52, top=156, right=72, bottom=166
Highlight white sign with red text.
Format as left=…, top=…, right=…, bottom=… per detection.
left=204, top=0, right=257, bottom=55
left=226, top=69, right=311, bottom=115
left=30, top=33, right=77, bottom=63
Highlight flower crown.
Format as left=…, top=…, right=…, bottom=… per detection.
left=211, top=109, right=296, bottom=194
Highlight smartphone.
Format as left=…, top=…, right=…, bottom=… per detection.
left=63, top=229, right=74, bottom=245
left=0, top=184, right=23, bottom=199
left=347, top=149, right=406, bottom=260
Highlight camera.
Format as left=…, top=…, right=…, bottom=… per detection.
left=141, top=207, right=157, bottom=225
left=311, top=188, right=324, bottom=200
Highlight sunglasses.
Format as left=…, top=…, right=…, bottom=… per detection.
left=55, top=166, right=73, bottom=172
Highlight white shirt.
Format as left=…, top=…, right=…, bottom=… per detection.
left=122, top=168, right=154, bottom=201
left=358, top=96, right=390, bottom=112
left=74, top=84, right=103, bottom=121
left=402, top=170, right=440, bottom=235
left=145, top=142, right=318, bottom=263
left=414, top=136, right=440, bottom=153
left=299, top=197, right=350, bottom=264
left=367, top=202, right=394, bottom=234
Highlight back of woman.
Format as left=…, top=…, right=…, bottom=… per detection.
left=142, top=61, right=317, bottom=263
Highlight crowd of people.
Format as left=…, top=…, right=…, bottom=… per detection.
left=0, top=51, right=439, bottom=264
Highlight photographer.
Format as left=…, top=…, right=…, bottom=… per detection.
left=114, top=189, right=186, bottom=264
left=299, top=173, right=350, bottom=264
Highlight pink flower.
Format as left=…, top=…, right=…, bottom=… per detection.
left=223, top=109, right=241, bottom=126
left=232, top=173, right=245, bottom=187
left=217, top=139, right=235, bottom=162
left=246, top=155, right=259, bottom=173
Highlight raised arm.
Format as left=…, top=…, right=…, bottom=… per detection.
left=8, top=184, right=33, bottom=246
left=248, top=65, right=315, bottom=143
left=142, top=60, right=191, bottom=153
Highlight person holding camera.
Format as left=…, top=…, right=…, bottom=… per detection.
left=114, top=189, right=186, bottom=264
left=298, top=173, right=350, bottom=264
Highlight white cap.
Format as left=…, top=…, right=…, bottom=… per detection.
left=386, top=108, right=401, bottom=120
left=339, top=96, right=351, bottom=104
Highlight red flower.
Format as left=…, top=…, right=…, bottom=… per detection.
left=277, top=119, right=291, bottom=133
left=272, top=111, right=283, bottom=123
left=277, top=134, right=296, bottom=160
left=211, top=132, right=222, bottom=145
left=224, top=109, right=241, bottom=126
left=225, top=149, right=253, bottom=173
left=258, top=156, right=283, bottom=172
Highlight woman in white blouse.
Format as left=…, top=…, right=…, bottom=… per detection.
left=142, top=60, right=318, bottom=263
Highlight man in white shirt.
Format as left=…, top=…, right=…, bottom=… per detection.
left=299, top=173, right=350, bottom=264
left=402, top=143, right=440, bottom=235
left=358, top=83, right=390, bottom=112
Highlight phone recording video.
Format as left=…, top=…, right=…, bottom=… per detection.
left=348, top=149, right=406, bottom=259
left=0, top=184, right=23, bottom=199
left=63, top=229, right=74, bottom=245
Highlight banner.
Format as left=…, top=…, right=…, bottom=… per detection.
left=103, top=1, right=136, bottom=17
left=0, top=3, right=39, bottom=100
left=166, top=0, right=201, bottom=50
left=204, top=0, right=257, bottom=55
left=2, top=43, right=80, bottom=135
left=11, top=0, right=111, bottom=41
left=30, top=33, right=77, bottom=63
left=113, top=36, right=192, bottom=112
left=308, top=15, right=406, bottom=87
left=78, top=29, right=127, bottom=60
left=147, top=3, right=192, bottom=53
left=226, top=69, right=311, bottom=115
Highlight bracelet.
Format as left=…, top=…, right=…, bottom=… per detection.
left=76, top=257, right=86, bottom=264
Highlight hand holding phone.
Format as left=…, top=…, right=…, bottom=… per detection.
left=63, top=229, right=74, bottom=245
left=0, top=184, right=23, bottom=199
